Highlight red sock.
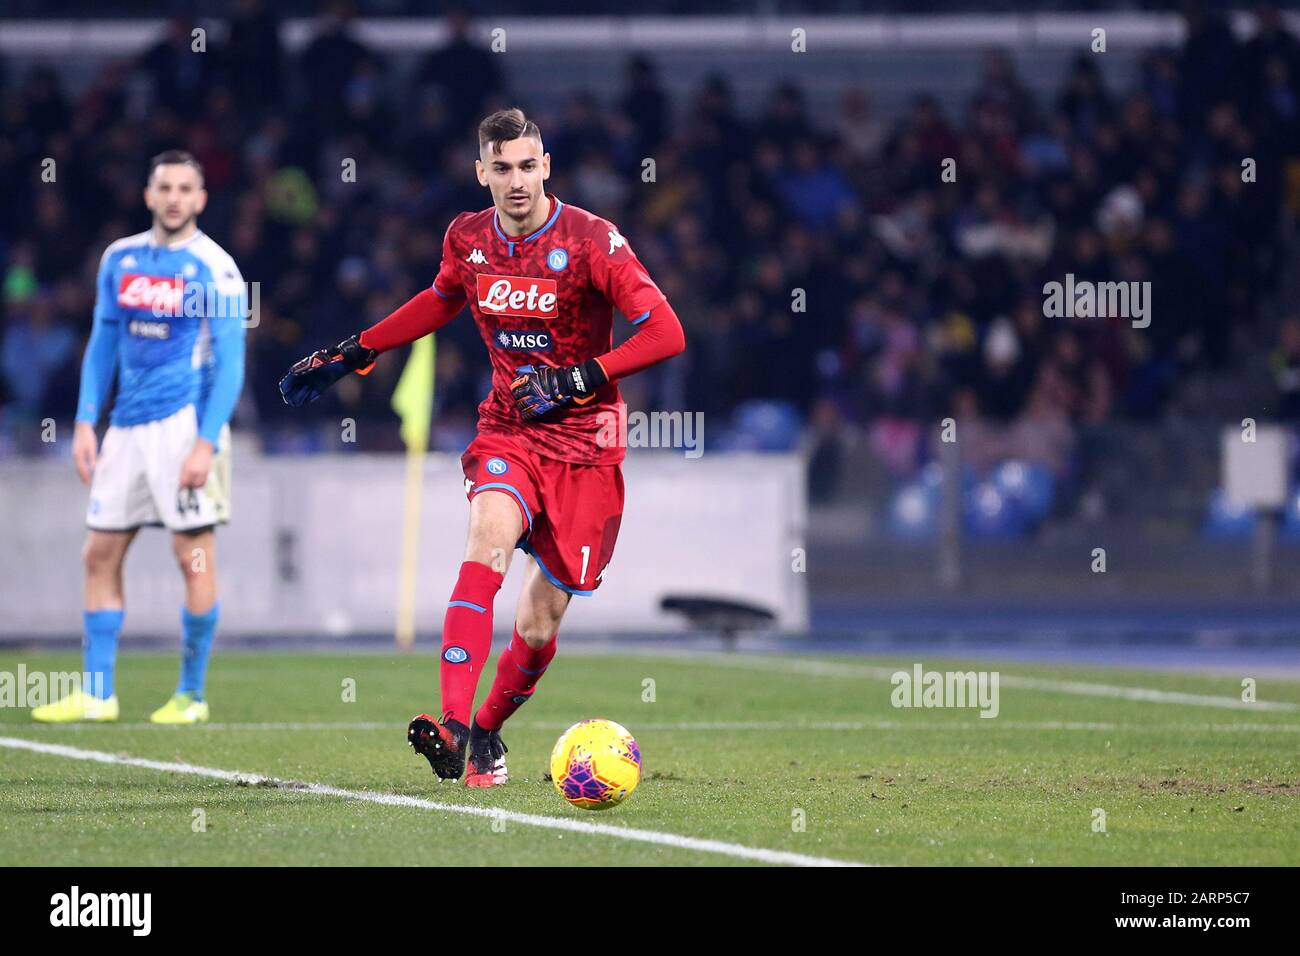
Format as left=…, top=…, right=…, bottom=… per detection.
left=439, top=561, right=504, bottom=726
left=474, top=627, right=558, bottom=731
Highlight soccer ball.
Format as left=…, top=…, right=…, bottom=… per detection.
left=549, top=718, right=642, bottom=810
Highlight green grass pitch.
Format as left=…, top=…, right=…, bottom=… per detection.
left=1, top=649, right=1297, bottom=866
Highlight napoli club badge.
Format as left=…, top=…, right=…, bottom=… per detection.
left=486, top=457, right=509, bottom=476
left=546, top=247, right=568, bottom=272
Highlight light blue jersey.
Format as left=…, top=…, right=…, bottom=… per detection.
left=76, top=229, right=246, bottom=447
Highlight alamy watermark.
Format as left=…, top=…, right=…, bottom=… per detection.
left=1042, top=273, right=1150, bottom=328
left=50, top=886, right=151, bottom=936
left=122, top=275, right=261, bottom=327
left=596, top=405, right=704, bottom=458
left=0, top=667, right=104, bottom=708
left=890, top=664, right=1000, bottom=718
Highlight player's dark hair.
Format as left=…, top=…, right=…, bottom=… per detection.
left=148, top=149, right=204, bottom=185
left=478, top=108, right=542, bottom=155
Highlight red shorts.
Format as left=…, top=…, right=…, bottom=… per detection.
left=461, top=432, right=624, bottom=595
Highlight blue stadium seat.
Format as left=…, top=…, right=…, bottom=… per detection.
left=963, top=480, right=1027, bottom=538
left=991, top=460, right=1055, bottom=524
left=889, top=480, right=940, bottom=539
left=1280, top=488, right=1300, bottom=539
left=1202, top=488, right=1257, bottom=539
left=722, top=400, right=802, bottom=452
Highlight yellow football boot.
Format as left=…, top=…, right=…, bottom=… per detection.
left=149, top=693, right=210, bottom=725
left=31, top=689, right=119, bottom=723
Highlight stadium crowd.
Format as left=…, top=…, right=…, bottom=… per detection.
left=1, top=5, right=1298, bottom=492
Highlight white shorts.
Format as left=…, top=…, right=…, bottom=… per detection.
left=86, top=404, right=231, bottom=533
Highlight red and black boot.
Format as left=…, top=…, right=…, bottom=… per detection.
left=408, top=713, right=470, bottom=781
left=464, top=719, right=509, bottom=788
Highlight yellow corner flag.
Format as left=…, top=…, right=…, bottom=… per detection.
left=391, top=335, right=435, bottom=649
left=391, top=335, right=436, bottom=453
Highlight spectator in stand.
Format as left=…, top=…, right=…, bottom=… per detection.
left=0, top=5, right=1296, bottom=479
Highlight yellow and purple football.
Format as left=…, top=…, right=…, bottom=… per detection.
left=549, top=718, right=642, bottom=810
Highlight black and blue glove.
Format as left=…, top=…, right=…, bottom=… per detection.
left=279, top=335, right=377, bottom=407
left=510, top=360, right=607, bottom=422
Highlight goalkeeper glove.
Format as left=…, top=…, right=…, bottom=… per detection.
left=510, top=360, right=607, bottom=422
left=278, top=335, right=378, bottom=407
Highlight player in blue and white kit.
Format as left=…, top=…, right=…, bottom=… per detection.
left=32, top=151, right=246, bottom=724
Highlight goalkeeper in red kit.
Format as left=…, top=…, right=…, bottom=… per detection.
left=279, top=108, right=685, bottom=787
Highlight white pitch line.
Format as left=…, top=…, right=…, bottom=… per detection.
left=10, top=719, right=1300, bottom=733
left=690, top=655, right=1300, bottom=712
left=0, top=736, right=865, bottom=868
left=998, top=674, right=1300, bottom=712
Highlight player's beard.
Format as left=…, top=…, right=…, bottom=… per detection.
left=155, top=211, right=198, bottom=242
left=500, top=187, right=540, bottom=226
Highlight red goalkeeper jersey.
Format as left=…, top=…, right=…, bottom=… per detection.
left=432, top=194, right=667, bottom=465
